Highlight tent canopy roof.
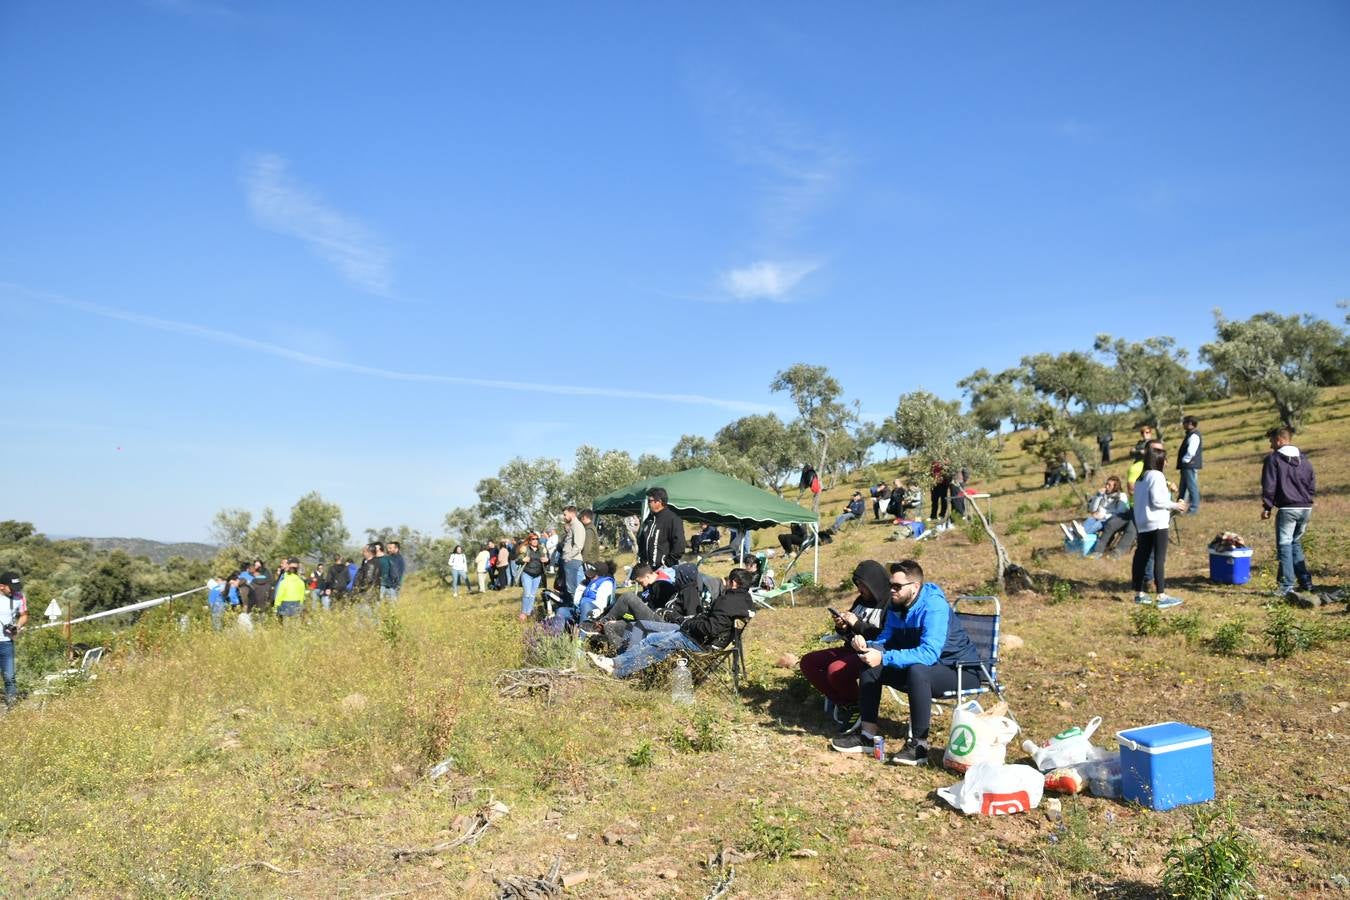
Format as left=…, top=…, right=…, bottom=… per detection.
left=592, top=467, right=818, bottom=530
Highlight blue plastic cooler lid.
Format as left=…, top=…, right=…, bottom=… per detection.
left=1116, top=722, right=1212, bottom=753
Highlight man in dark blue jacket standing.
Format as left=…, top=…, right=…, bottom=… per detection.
left=830, top=559, right=981, bottom=766
left=1261, top=428, right=1317, bottom=601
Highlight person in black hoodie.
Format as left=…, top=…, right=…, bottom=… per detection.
left=636, top=487, right=685, bottom=572
left=588, top=567, right=753, bottom=678
left=799, top=561, right=889, bottom=727
left=1262, top=427, right=1317, bottom=599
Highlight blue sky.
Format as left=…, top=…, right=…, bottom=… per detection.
left=2, top=1, right=1346, bottom=542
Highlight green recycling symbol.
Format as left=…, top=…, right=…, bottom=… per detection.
left=949, top=724, right=977, bottom=757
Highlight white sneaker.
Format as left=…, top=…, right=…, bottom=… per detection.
left=586, top=652, right=614, bottom=675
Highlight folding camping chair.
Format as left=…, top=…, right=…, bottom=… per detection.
left=886, top=595, right=1006, bottom=719
left=670, top=615, right=750, bottom=699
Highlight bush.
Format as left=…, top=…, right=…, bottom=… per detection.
left=742, top=808, right=804, bottom=861
left=1208, top=620, right=1247, bottom=656
left=1168, top=612, right=1203, bottom=645
left=1263, top=605, right=1324, bottom=659
left=669, top=706, right=726, bottom=753
left=1131, top=606, right=1164, bottom=637
left=626, top=739, right=655, bottom=768
left=1047, top=579, right=1078, bottom=606
left=962, top=516, right=986, bottom=544
left=1161, top=806, right=1259, bottom=899
left=523, top=628, right=583, bottom=668
left=1036, top=498, right=1056, bottom=513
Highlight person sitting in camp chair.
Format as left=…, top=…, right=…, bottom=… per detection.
left=832, top=492, right=866, bottom=532
left=829, top=559, right=982, bottom=766
left=689, top=523, right=721, bottom=554
left=587, top=568, right=753, bottom=678
left=799, top=561, right=888, bottom=731
left=557, top=561, right=616, bottom=628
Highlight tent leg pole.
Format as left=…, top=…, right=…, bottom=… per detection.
left=812, top=523, right=819, bottom=584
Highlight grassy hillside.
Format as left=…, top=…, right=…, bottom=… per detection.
left=1, top=388, right=1347, bottom=897
left=69, top=536, right=219, bottom=564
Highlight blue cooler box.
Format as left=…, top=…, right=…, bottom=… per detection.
left=1116, top=722, right=1215, bottom=810
left=1208, top=548, right=1252, bottom=585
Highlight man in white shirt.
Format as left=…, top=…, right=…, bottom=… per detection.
left=0, top=572, right=30, bottom=708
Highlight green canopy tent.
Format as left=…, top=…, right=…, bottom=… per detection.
left=592, top=467, right=821, bottom=582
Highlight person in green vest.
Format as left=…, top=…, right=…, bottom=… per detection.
left=274, top=558, right=307, bottom=622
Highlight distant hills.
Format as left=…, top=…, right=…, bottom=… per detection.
left=55, top=536, right=219, bottom=564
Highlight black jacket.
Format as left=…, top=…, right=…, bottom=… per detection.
left=325, top=565, right=349, bottom=593
left=682, top=587, right=753, bottom=649
left=839, top=560, right=888, bottom=640
left=354, top=557, right=380, bottom=594
left=637, top=506, right=686, bottom=568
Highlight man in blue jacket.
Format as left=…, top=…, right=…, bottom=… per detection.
left=830, top=559, right=981, bottom=765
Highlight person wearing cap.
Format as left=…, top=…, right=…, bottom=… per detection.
left=0, top=573, right=30, bottom=707
left=833, top=492, right=866, bottom=532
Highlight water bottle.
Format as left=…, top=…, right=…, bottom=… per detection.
left=671, top=658, right=694, bottom=705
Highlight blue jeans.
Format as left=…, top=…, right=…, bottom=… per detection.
left=1178, top=468, right=1200, bottom=513
left=613, top=624, right=701, bottom=678
left=0, top=640, right=13, bottom=703
left=833, top=512, right=859, bottom=531
left=1275, top=508, right=1312, bottom=592
left=380, top=587, right=399, bottom=601
left=563, top=560, right=585, bottom=597
left=451, top=570, right=468, bottom=596
left=521, top=573, right=542, bottom=616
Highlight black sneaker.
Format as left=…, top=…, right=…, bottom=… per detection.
left=887, top=740, right=930, bottom=766
left=830, top=732, right=875, bottom=754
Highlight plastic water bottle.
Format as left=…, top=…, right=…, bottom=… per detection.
left=671, top=658, right=694, bottom=705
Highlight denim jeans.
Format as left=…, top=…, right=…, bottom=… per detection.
left=563, top=560, right=585, bottom=597
left=0, top=640, right=14, bottom=703
left=451, top=570, right=468, bottom=596
left=1178, top=468, right=1200, bottom=513
left=1275, top=507, right=1312, bottom=592
left=521, top=573, right=542, bottom=616
left=833, top=512, right=859, bottom=531
left=613, top=624, right=700, bottom=678
left=380, top=587, right=399, bottom=602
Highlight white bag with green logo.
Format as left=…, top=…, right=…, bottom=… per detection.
left=1022, top=716, right=1102, bottom=771
left=942, top=699, right=1021, bottom=774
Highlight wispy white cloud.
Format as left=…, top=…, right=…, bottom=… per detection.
left=242, top=153, right=394, bottom=297
left=718, top=260, right=820, bottom=302
left=5, top=284, right=771, bottom=414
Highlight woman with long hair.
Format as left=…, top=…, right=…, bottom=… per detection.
left=1131, top=445, right=1188, bottom=608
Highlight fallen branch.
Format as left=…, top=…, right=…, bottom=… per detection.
left=494, top=855, right=562, bottom=899
left=704, top=865, right=735, bottom=900
left=494, top=667, right=604, bottom=702
left=392, top=809, right=495, bottom=861
left=226, top=860, right=300, bottom=876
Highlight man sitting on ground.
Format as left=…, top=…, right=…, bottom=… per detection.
left=588, top=568, right=753, bottom=678
left=830, top=559, right=982, bottom=766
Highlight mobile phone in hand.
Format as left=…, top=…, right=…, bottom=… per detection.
left=827, top=607, right=842, bottom=619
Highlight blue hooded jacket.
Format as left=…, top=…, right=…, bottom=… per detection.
left=866, top=581, right=981, bottom=670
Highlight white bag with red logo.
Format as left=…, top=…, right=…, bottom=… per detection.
left=937, top=762, right=1044, bottom=816
left=942, top=700, right=1021, bottom=773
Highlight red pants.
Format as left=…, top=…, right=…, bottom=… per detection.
left=799, top=647, right=864, bottom=706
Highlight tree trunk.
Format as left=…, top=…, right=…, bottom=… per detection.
left=962, top=494, right=1022, bottom=589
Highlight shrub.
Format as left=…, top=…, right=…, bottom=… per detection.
left=1208, top=620, right=1247, bottom=656
left=1263, top=605, right=1324, bottom=659
left=669, top=706, right=726, bottom=753
left=523, top=628, right=582, bottom=668
left=626, top=739, right=655, bottom=768
left=1036, top=498, right=1056, bottom=513
left=1047, top=579, right=1077, bottom=606
left=962, top=516, right=986, bottom=544
left=1167, top=612, right=1203, bottom=644
left=1131, top=606, right=1164, bottom=637
left=743, top=808, right=804, bottom=861
left=1161, top=806, right=1259, bottom=899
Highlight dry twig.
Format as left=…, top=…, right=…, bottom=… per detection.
left=494, top=855, right=562, bottom=899
left=494, top=667, right=603, bottom=703
left=391, top=801, right=502, bottom=861
left=227, top=860, right=300, bottom=876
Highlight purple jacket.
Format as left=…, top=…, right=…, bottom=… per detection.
left=1261, top=446, right=1316, bottom=510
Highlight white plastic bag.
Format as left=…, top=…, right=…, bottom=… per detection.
left=937, top=762, right=1045, bottom=816
left=1022, top=716, right=1101, bottom=771
left=943, top=700, right=1021, bottom=773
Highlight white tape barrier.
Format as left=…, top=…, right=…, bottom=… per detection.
left=35, top=586, right=207, bottom=630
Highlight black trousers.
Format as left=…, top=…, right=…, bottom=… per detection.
left=858, top=662, right=962, bottom=743
left=930, top=485, right=948, bottom=520
left=1097, top=513, right=1136, bottom=555
left=1132, top=528, right=1169, bottom=593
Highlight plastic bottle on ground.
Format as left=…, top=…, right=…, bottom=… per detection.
left=671, top=658, right=694, bottom=705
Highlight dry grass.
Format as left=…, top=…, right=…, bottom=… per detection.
left=1, top=387, right=1347, bottom=897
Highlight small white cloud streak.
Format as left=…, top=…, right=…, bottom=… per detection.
left=242, top=154, right=393, bottom=296
left=719, top=260, right=819, bottom=301
left=5, top=285, right=772, bottom=414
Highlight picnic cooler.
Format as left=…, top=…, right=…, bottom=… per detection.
left=1208, top=547, right=1252, bottom=585
left=1115, top=722, right=1214, bottom=811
